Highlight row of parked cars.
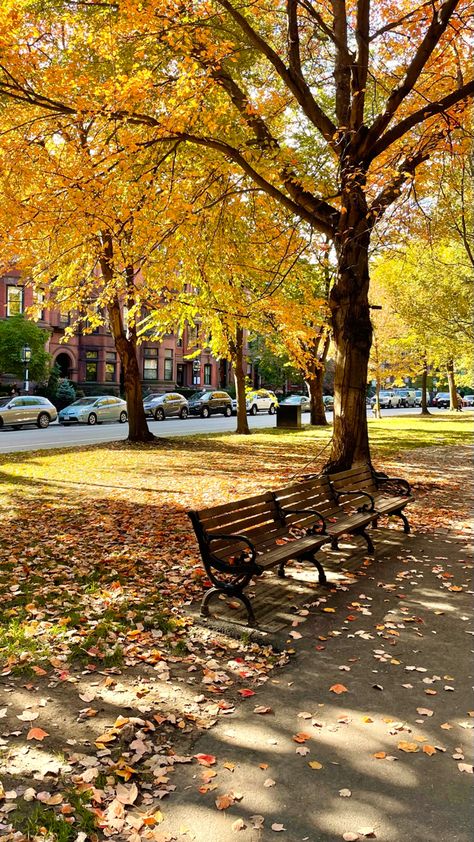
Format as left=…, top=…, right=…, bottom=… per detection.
left=2, top=387, right=470, bottom=432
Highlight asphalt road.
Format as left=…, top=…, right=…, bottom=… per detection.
left=0, top=406, right=466, bottom=455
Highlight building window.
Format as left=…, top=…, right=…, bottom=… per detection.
left=33, top=290, right=46, bottom=320
left=85, top=350, right=99, bottom=382
left=176, top=336, right=183, bottom=347
left=105, top=351, right=117, bottom=382
left=7, top=286, right=23, bottom=317
left=203, top=363, right=212, bottom=386
left=164, top=348, right=173, bottom=381
left=143, top=347, right=158, bottom=380
left=59, top=312, right=70, bottom=327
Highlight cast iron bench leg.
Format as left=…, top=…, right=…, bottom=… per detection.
left=278, top=562, right=286, bottom=578
left=397, top=510, right=410, bottom=533
left=357, top=528, right=374, bottom=554
left=201, top=586, right=256, bottom=627
left=303, top=552, right=327, bottom=585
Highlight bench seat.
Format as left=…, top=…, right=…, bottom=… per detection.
left=188, top=491, right=330, bottom=626
left=328, top=464, right=414, bottom=533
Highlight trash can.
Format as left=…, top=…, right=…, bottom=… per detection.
left=276, top=404, right=302, bottom=428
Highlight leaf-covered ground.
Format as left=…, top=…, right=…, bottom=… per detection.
left=0, top=415, right=472, bottom=840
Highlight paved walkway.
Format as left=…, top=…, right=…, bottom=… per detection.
left=160, top=447, right=473, bottom=842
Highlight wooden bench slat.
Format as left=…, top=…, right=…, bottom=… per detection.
left=197, top=491, right=273, bottom=519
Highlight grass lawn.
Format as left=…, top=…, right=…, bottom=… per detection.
left=0, top=413, right=471, bottom=839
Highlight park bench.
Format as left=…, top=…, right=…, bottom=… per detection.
left=188, top=491, right=331, bottom=626
left=274, top=474, right=375, bottom=554
left=328, top=464, right=414, bottom=533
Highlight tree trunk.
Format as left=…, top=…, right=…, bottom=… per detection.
left=326, top=181, right=372, bottom=471
left=306, top=365, right=327, bottom=425
left=98, top=233, right=154, bottom=443
left=231, top=326, right=250, bottom=435
left=446, top=359, right=458, bottom=411
left=107, top=298, right=155, bottom=443
left=373, top=375, right=382, bottom=419
left=420, top=364, right=430, bottom=415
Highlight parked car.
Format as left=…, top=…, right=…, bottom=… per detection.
left=143, top=392, right=188, bottom=420
left=393, top=388, right=416, bottom=407
left=462, top=394, right=474, bottom=407
left=414, top=389, right=423, bottom=407
left=58, top=396, right=128, bottom=425
left=246, top=389, right=278, bottom=415
left=433, top=392, right=451, bottom=409
left=280, top=394, right=310, bottom=413
left=323, top=395, right=334, bottom=411
left=188, top=390, right=233, bottom=418
left=0, top=396, right=57, bottom=430
left=370, top=390, right=402, bottom=409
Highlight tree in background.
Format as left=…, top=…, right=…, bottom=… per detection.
left=0, top=315, right=50, bottom=383
left=372, top=240, right=473, bottom=410
left=0, top=1, right=473, bottom=464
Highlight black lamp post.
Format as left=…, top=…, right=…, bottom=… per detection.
left=21, top=345, right=32, bottom=393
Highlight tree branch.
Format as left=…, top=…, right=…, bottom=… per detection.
left=366, top=78, right=474, bottom=161
left=350, top=0, right=370, bottom=130
left=215, top=0, right=337, bottom=145
left=287, top=0, right=302, bottom=78
left=331, top=0, right=351, bottom=126
left=363, top=0, right=461, bottom=150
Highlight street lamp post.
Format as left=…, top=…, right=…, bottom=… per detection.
left=21, top=345, right=32, bottom=394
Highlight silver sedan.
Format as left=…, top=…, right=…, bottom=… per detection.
left=58, top=396, right=128, bottom=425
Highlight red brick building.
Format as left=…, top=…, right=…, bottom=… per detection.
left=0, top=272, right=231, bottom=392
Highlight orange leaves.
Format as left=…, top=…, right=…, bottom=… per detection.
left=238, top=689, right=255, bottom=698
left=292, top=732, right=310, bottom=744
left=329, top=684, right=348, bottom=695
left=26, top=727, right=49, bottom=741
left=194, top=754, right=216, bottom=767
left=398, top=742, right=419, bottom=753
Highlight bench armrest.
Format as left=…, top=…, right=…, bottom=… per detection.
left=206, top=533, right=257, bottom=565
left=283, top=508, right=326, bottom=534
left=373, top=471, right=411, bottom=496
left=331, top=488, right=375, bottom=513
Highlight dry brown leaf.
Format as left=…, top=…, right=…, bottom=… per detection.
left=398, top=741, right=419, bottom=753
left=329, top=684, right=348, bottom=694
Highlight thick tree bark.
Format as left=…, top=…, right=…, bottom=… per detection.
left=232, top=326, right=250, bottom=434
left=98, top=234, right=154, bottom=443
left=446, top=359, right=458, bottom=410
left=306, top=365, right=327, bottom=426
left=107, top=298, right=155, bottom=443
left=373, top=375, right=382, bottom=419
left=326, top=180, right=372, bottom=471
left=420, top=364, right=430, bottom=415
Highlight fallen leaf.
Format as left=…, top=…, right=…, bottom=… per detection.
left=373, top=752, right=386, bottom=759
left=271, top=823, right=286, bottom=832
left=232, top=819, right=246, bottom=831
left=215, top=794, right=234, bottom=810
left=26, top=728, right=49, bottom=741
left=458, top=763, right=473, bottom=774
left=17, top=710, right=39, bottom=722
left=238, top=689, right=255, bottom=698
left=250, top=815, right=265, bottom=829
left=339, top=789, right=352, bottom=797
left=264, top=778, right=276, bottom=787
left=416, top=708, right=433, bottom=716
left=195, top=754, right=216, bottom=766
left=422, top=745, right=436, bottom=756
left=293, top=732, right=310, bottom=743
left=308, top=761, right=323, bottom=769
left=398, top=742, right=419, bottom=753
left=329, top=684, right=348, bottom=695
left=254, top=706, right=273, bottom=715
left=343, top=834, right=359, bottom=841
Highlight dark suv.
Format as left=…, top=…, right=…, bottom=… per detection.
left=188, top=390, right=232, bottom=418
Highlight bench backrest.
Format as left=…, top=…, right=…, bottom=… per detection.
left=328, top=464, right=377, bottom=508
left=188, top=492, right=286, bottom=561
left=274, top=474, right=339, bottom=529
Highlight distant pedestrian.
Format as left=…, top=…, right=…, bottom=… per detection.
left=456, top=393, right=463, bottom=411
left=9, top=385, right=18, bottom=397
